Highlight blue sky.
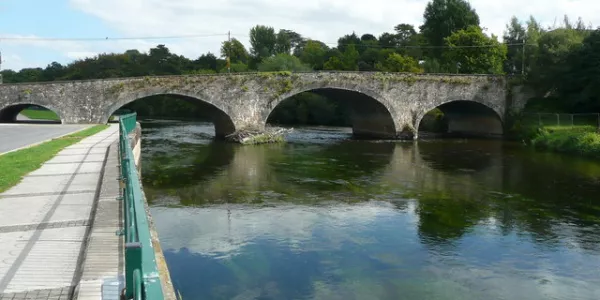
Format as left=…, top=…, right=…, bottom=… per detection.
left=1, top=0, right=599, bottom=71
left=0, top=0, right=119, bottom=69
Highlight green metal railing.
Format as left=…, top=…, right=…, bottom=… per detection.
left=118, top=113, right=164, bottom=300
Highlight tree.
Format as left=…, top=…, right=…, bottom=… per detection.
left=275, top=30, right=292, bottom=54
left=220, top=38, right=249, bottom=63
left=337, top=33, right=361, bottom=52
left=41, top=62, right=66, bottom=81
left=361, top=34, right=377, bottom=42
left=378, top=24, right=422, bottom=59
left=324, top=44, right=359, bottom=71
left=281, top=30, right=304, bottom=53
left=379, top=32, right=399, bottom=49
left=249, top=25, right=277, bottom=61
left=358, top=48, right=381, bottom=71
left=503, top=16, right=527, bottom=74
left=528, top=27, right=588, bottom=94
left=394, top=23, right=423, bottom=58
left=375, top=53, right=422, bottom=73
left=394, top=24, right=417, bottom=42
left=557, top=29, right=600, bottom=111
left=523, top=16, right=543, bottom=73
left=300, top=40, right=328, bottom=70
left=220, top=62, right=249, bottom=73
left=146, top=45, right=183, bottom=75
left=194, top=53, right=218, bottom=71
left=443, top=26, right=507, bottom=74
left=420, top=0, right=480, bottom=59
left=257, top=54, right=311, bottom=72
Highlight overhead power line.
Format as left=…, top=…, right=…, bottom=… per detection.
left=232, top=34, right=535, bottom=49
left=0, top=33, right=230, bottom=41
left=0, top=32, right=536, bottom=49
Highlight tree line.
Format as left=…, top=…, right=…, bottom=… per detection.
left=1, top=0, right=599, bottom=123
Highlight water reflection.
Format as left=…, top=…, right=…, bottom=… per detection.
left=141, top=121, right=600, bottom=300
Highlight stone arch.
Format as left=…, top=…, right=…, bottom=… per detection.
left=264, top=84, right=400, bottom=139
left=416, top=100, right=504, bottom=136
left=104, top=89, right=236, bottom=138
left=0, top=102, right=64, bottom=123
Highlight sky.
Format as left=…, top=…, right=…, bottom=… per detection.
left=0, top=0, right=598, bottom=71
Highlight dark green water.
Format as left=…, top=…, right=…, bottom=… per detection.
left=142, top=120, right=600, bottom=300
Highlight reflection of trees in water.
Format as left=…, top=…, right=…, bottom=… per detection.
left=417, top=139, right=500, bottom=173
left=387, top=141, right=600, bottom=249
left=495, top=149, right=600, bottom=252
left=142, top=123, right=600, bottom=253
left=270, top=141, right=396, bottom=190
left=415, top=191, right=491, bottom=246
left=143, top=141, right=235, bottom=189
left=145, top=139, right=397, bottom=206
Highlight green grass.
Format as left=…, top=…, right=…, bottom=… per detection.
left=530, top=125, right=600, bottom=158
left=20, top=108, right=60, bottom=121
left=0, top=125, right=109, bottom=193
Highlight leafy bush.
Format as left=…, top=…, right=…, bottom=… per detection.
left=531, top=126, right=600, bottom=158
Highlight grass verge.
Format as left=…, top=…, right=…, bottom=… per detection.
left=20, top=108, right=61, bottom=120
left=529, top=126, right=600, bottom=158
left=0, top=125, right=109, bottom=193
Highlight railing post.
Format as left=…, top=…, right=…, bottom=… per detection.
left=125, top=242, right=143, bottom=299
left=571, top=114, right=574, bottom=126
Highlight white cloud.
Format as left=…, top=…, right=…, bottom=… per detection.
left=3, top=0, right=600, bottom=70
left=65, top=51, right=99, bottom=60
left=151, top=201, right=407, bottom=257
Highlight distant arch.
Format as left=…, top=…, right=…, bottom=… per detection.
left=0, top=103, right=64, bottom=123
left=265, top=84, right=399, bottom=139
left=416, top=100, right=504, bottom=137
left=104, top=90, right=236, bottom=138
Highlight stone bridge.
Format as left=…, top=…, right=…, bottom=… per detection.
left=0, top=72, right=524, bottom=139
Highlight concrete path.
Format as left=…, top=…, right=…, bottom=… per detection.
left=0, top=124, right=123, bottom=300
left=0, top=124, right=91, bottom=154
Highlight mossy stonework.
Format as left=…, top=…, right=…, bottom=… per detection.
left=0, top=72, right=521, bottom=139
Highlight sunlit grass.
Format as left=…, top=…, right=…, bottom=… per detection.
left=20, top=108, right=61, bottom=121
left=532, top=125, right=600, bottom=158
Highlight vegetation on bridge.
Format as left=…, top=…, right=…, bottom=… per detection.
left=1, top=0, right=598, bottom=127
left=0, top=125, right=108, bottom=193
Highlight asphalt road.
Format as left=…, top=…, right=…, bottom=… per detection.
left=0, top=124, right=91, bottom=154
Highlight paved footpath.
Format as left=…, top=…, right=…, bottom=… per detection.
left=0, top=124, right=124, bottom=300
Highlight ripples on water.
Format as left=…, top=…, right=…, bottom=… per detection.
left=141, top=120, right=600, bottom=300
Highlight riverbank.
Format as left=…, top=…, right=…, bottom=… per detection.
left=527, top=126, right=600, bottom=158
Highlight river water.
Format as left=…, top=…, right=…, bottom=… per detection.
left=141, top=120, right=600, bottom=300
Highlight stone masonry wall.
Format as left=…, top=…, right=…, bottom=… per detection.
left=0, top=72, right=515, bottom=138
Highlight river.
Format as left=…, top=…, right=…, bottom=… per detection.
left=140, top=120, right=600, bottom=300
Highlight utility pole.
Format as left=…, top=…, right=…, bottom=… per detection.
left=227, top=31, right=231, bottom=74
left=0, top=49, right=3, bottom=84
left=521, top=39, right=526, bottom=76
